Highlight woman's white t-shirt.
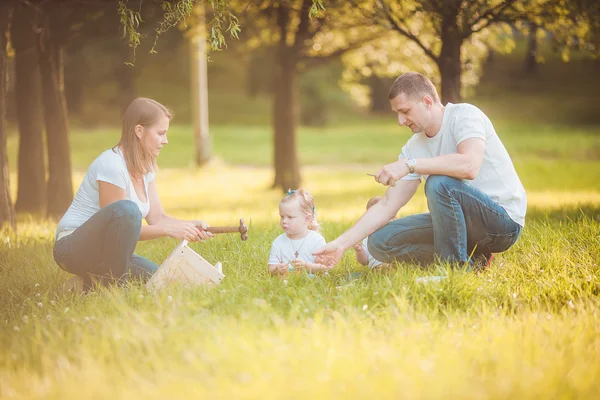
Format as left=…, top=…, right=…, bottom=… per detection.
left=268, top=230, right=326, bottom=265
left=55, top=147, right=155, bottom=240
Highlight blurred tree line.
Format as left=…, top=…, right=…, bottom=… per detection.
left=1, top=0, right=599, bottom=229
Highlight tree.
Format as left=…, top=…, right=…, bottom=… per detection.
left=342, top=0, right=529, bottom=104
left=36, top=2, right=76, bottom=218
left=342, top=0, right=600, bottom=105
left=0, top=2, right=16, bottom=229
left=235, top=0, right=380, bottom=190
left=12, top=1, right=47, bottom=214
left=524, top=22, right=539, bottom=74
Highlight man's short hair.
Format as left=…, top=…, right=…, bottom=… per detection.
left=388, top=72, right=440, bottom=102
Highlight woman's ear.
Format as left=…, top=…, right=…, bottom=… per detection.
left=134, top=124, right=144, bottom=139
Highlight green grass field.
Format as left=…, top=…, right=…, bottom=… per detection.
left=2, top=47, right=600, bottom=398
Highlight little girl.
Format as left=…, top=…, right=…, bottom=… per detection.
left=268, top=189, right=329, bottom=275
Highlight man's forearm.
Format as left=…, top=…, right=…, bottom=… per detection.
left=413, top=154, right=477, bottom=180
left=333, top=204, right=396, bottom=252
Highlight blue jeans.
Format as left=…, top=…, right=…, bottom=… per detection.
left=368, top=175, right=523, bottom=267
left=53, top=200, right=158, bottom=288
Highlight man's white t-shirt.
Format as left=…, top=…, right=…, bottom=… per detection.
left=55, top=147, right=155, bottom=239
left=400, top=103, right=527, bottom=227
left=268, top=230, right=326, bottom=265
left=361, top=237, right=383, bottom=269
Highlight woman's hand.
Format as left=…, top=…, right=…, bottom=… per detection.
left=192, top=220, right=214, bottom=241
left=163, top=220, right=210, bottom=242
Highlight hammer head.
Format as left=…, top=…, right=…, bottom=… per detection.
left=239, top=218, right=249, bottom=241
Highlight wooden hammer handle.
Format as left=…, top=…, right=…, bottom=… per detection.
left=205, top=226, right=239, bottom=234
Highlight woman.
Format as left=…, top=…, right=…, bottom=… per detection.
left=53, top=98, right=212, bottom=290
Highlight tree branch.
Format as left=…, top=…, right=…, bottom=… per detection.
left=293, top=0, right=313, bottom=50
left=379, top=0, right=438, bottom=62
left=464, top=0, right=519, bottom=38
left=300, top=31, right=385, bottom=69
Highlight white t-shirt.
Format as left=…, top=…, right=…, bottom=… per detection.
left=361, top=238, right=382, bottom=269
left=400, top=103, right=527, bottom=227
left=55, top=147, right=155, bottom=239
left=268, top=230, right=326, bottom=265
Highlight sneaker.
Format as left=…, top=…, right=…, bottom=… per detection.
left=473, top=252, right=495, bottom=272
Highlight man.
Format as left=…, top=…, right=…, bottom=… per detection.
left=314, top=72, right=526, bottom=269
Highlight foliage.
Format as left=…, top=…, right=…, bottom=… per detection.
left=334, top=0, right=600, bottom=106
left=116, top=0, right=325, bottom=63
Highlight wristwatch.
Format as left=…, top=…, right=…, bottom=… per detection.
left=406, top=158, right=417, bottom=174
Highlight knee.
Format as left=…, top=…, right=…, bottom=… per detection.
left=424, top=175, right=459, bottom=199
left=113, top=200, right=142, bottom=223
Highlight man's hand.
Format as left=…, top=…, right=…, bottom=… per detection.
left=375, top=160, right=409, bottom=187
left=313, top=241, right=345, bottom=268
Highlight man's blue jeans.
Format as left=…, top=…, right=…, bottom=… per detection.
left=53, top=200, right=159, bottom=288
left=368, top=175, right=523, bottom=267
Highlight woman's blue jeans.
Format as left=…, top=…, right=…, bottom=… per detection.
left=53, top=200, right=159, bottom=288
left=367, top=175, right=523, bottom=267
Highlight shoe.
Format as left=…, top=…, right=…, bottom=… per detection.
left=473, top=252, right=495, bottom=272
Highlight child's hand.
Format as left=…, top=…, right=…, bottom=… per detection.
left=353, top=243, right=364, bottom=252
left=276, top=263, right=289, bottom=275
left=291, top=258, right=307, bottom=269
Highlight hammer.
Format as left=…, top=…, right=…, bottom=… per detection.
left=205, top=218, right=249, bottom=241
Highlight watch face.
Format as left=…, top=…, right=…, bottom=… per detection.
left=407, top=158, right=416, bottom=167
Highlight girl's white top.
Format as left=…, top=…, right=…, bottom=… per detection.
left=55, top=147, right=154, bottom=240
left=268, top=230, right=326, bottom=265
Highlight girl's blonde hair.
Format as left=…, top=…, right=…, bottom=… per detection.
left=116, top=97, right=172, bottom=180
left=280, top=188, right=320, bottom=231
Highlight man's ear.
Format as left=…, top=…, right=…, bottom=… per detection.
left=134, top=124, right=144, bottom=139
left=422, top=95, right=433, bottom=109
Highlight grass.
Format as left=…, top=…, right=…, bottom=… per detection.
left=1, top=140, right=600, bottom=398
left=2, top=47, right=600, bottom=398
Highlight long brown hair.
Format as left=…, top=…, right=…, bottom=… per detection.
left=116, top=97, right=172, bottom=180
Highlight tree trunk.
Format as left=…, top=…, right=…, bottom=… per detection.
left=524, top=22, right=539, bottom=74
left=37, top=17, right=73, bottom=218
left=115, top=43, right=136, bottom=115
left=12, top=2, right=47, bottom=214
left=190, top=3, right=210, bottom=166
left=438, top=41, right=462, bottom=104
left=272, top=5, right=301, bottom=191
left=0, top=2, right=16, bottom=229
left=438, top=4, right=463, bottom=104
left=64, top=45, right=85, bottom=117
left=368, top=75, right=390, bottom=113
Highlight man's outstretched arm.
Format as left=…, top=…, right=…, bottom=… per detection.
left=313, top=179, right=421, bottom=267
